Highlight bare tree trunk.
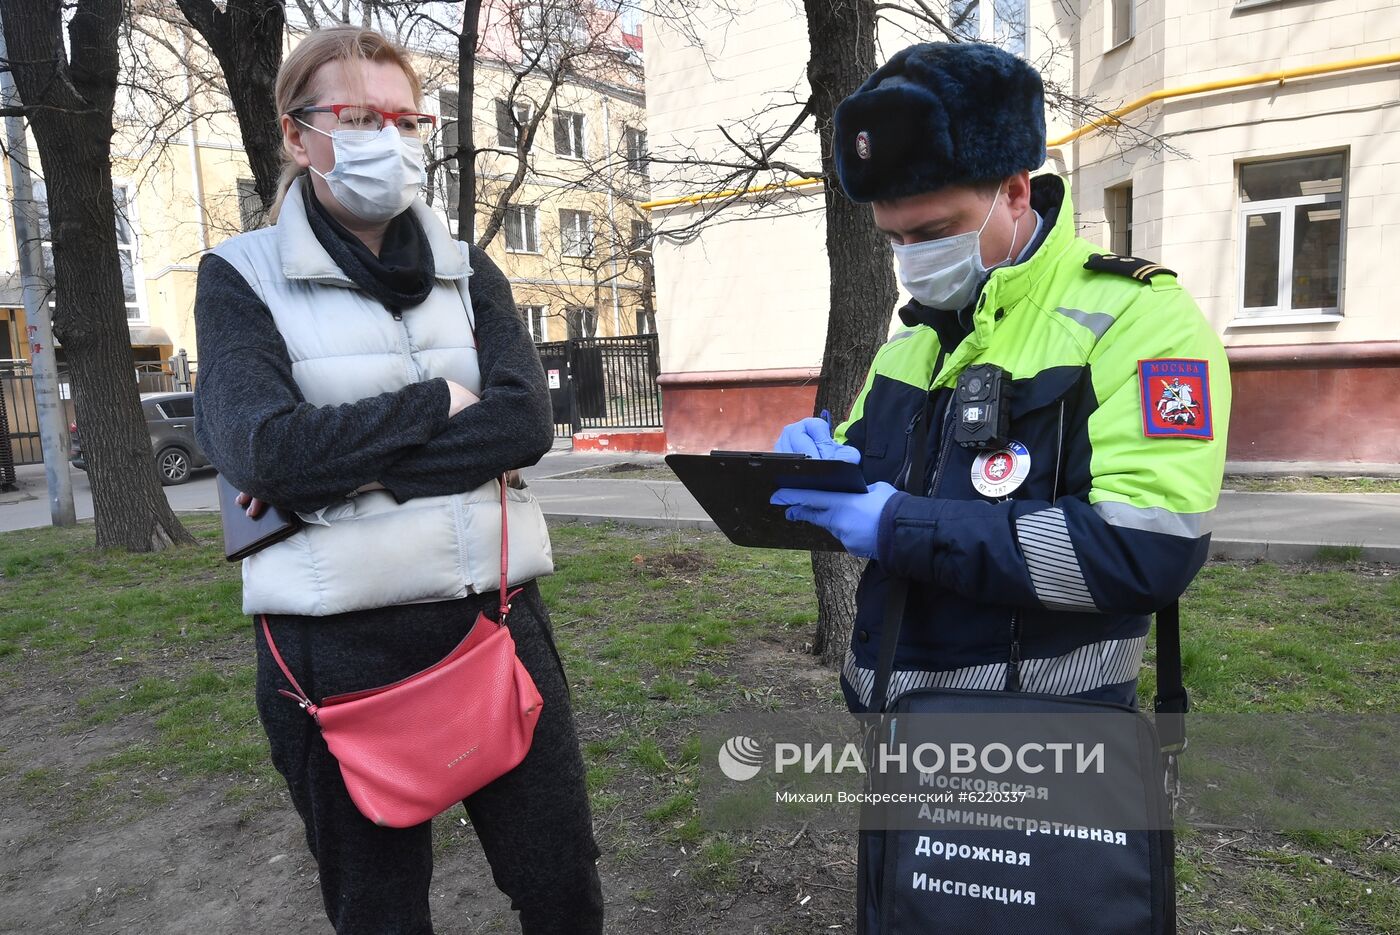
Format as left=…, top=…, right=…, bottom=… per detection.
left=1, top=0, right=195, bottom=550
left=803, top=0, right=897, bottom=665
left=454, top=0, right=482, bottom=240
left=175, top=0, right=286, bottom=217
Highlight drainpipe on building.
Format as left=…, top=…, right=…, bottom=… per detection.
left=0, top=12, right=75, bottom=525
left=602, top=95, right=621, bottom=335
left=182, top=31, right=209, bottom=253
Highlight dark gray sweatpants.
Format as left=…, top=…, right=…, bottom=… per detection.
left=254, top=581, right=604, bottom=935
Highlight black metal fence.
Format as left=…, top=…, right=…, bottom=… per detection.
left=535, top=334, right=662, bottom=439
left=0, top=358, right=196, bottom=470
left=0, top=365, right=76, bottom=470
left=0, top=334, right=657, bottom=472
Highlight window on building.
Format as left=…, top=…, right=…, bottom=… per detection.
left=560, top=209, right=593, bottom=257
left=992, top=0, right=1028, bottom=56
left=630, top=219, right=652, bottom=254
left=1110, top=0, right=1134, bottom=48
left=34, top=179, right=143, bottom=320
left=625, top=126, right=648, bottom=175
left=236, top=178, right=265, bottom=231
left=946, top=1, right=1027, bottom=56
left=0, top=315, right=14, bottom=361
left=521, top=2, right=585, bottom=67
left=439, top=90, right=462, bottom=222
left=948, top=0, right=979, bottom=39
left=505, top=205, right=540, bottom=253
left=521, top=304, right=548, bottom=341
left=566, top=306, right=597, bottom=339
left=1106, top=184, right=1133, bottom=257
left=554, top=110, right=585, bottom=158
left=496, top=98, right=532, bottom=148
left=1238, top=152, right=1345, bottom=319
left=635, top=307, right=657, bottom=334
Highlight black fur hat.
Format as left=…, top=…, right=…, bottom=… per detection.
left=833, top=42, right=1046, bottom=203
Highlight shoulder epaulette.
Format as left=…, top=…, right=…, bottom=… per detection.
left=1084, top=253, right=1176, bottom=283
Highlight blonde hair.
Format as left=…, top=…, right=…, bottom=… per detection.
left=269, top=26, right=424, bottom=222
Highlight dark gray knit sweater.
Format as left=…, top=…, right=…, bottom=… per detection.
left=192, top=230, right=552, bottom=515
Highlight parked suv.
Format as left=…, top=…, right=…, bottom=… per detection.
left=69, top=391, right=212, bottom=485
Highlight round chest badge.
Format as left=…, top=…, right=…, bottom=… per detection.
left=971, top=440, right=1031, bottom=498
left=855, top=131, right=871, bottom=160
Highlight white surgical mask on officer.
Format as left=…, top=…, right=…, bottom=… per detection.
left=298, top=119, right=426, bottom=223
left=891, top=182, right=1019, bottom=311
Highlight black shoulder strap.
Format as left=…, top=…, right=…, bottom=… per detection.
left=870, top=394, right=931, bottom=717
left=1083, top=252, right=1177, bottom=283
left=1151, top=600, right=1188, bottom=752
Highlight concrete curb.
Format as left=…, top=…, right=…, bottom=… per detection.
left=1208, top=538, right=1400, bottom=564
left=540, top=511, right=1400, bottom=564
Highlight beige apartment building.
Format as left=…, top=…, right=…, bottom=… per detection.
left=645, top=0, right=1399, bottom=463
left=0, top=9, right=652, bottom=381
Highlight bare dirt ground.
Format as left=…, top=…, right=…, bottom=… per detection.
left=0, top=637, right=855, bottom=934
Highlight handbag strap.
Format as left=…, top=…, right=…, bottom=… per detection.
left=497, top=473, right=512, bottom=623
left=261, top=472, right=515, bottom=710
left=869, top=404, right=1187, bottom=755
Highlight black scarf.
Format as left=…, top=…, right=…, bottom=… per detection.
left=302, top=178, right=436, bottom=310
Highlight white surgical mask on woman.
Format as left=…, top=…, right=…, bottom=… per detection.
left=891, top=182, right=1018, bottom=311
left=298, top=120, right=427, bottom=223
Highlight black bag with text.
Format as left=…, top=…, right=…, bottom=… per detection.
left=856, top=402, right=1184, bottom=935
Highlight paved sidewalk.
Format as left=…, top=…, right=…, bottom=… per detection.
left=4, top=451, right=1399, bottom=561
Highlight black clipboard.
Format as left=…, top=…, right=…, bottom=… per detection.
left=216, top=473, right=304, bottom=562
left=666, top=451, right=867, bottom=551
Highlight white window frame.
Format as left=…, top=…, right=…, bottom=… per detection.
left=521, top=304, right=549, bottom=341
left=1237, top=195, right=1344, bottom=323
left=504, top=205, right=540, bottom=254
left=1105, top=0, right=1135, bottom=53
left=33, top=178, right=148, bottom=322
left=554, top=109, right=586, bottom=159
left=434, top=89, right=463, bottom=225
left=946, top=1, right=1029, bottom=57
left=236, top=177, right=265, bottom=231
left=496, top=98, right=532, bottom=149
left=559, top=209, right=593, bottom=257
left=1234, top=154, right=1346, bottom=324
left=567, top=306, right=597, bottom=339
left=1105, top=182, right=1133, bottom=258
left=625, top=126, right=648, bottom=176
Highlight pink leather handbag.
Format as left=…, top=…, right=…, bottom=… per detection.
left=260, top=476, right=544, bottom=828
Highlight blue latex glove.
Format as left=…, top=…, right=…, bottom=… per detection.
left=775, top=409, right=861, bottom=464
left=771, top=482, right=898, bottom=559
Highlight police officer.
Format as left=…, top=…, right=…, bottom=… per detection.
left=772, top=42, right=1230, bottom=712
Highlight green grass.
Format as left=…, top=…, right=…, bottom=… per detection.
left=1, top=514, right=1397, bottom=928
left=1222, top=474, right=1400, bottom=494
left=1137, top=561, right=1400, bottom=713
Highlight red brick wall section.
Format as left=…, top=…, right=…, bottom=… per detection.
left=660, top=380, right=820, bottom=454
left=1226, top=364, right=1400, bottom=462
left=656, top=348, right=1400, bottom=463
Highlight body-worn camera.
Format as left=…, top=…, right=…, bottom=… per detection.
left=953, top=364, right=1010, bottom=449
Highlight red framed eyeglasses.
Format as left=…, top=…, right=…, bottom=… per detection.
left=293, top=104, right=438, bottom=135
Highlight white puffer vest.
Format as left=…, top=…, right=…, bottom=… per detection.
left=210, top=177, right=553, bottom=617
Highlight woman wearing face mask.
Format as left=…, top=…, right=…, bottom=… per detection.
left=191, top=27, right=603, bottom=935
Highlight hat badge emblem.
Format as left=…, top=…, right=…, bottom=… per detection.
left=855, top=131, right=871, bottom=160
